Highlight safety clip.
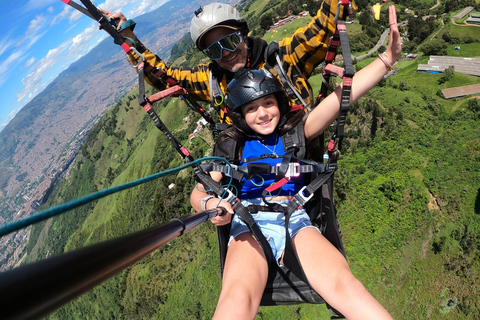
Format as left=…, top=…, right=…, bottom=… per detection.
left=293, top=186, right=315, bottom=206
left=276, top=162, right=300, bottom=180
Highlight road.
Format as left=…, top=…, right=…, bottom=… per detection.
left=353, top=21, right=407, bottom=61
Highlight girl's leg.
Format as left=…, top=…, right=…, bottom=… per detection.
left=213, top=232, right=269, bottom=320
left=293, top=228, right=393, bottom=320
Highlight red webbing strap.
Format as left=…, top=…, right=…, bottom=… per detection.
left=137, top=62, right=193, bottom=161
left=264, top=178, right=289, bottom=194
left=323, top=64, right=344, bottom=78
left=320, top=28, right=341, bottom=99
left=141, top=62, right=216, bottom=127
left=143, top=64, right=178, bottom=87
left=290, top=104, right=303, bottom=112
left=325, top=29, right=340, bottom=64
left=147, top=85, right=186, bottom=104
left=120, top=43, right=132, bottom=54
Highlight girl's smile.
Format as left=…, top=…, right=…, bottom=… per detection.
left=242, top=94, right=280, bottom=135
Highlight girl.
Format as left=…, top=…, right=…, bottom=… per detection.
left=191, top=6, right=401, bottom=319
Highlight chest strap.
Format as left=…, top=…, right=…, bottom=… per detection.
left=200, top=161, right=329, bottom=183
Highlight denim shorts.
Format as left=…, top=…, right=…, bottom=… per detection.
left=228, top=198, right=319, bottom=266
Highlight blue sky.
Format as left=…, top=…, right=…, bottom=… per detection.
left=0, top=0, right=170, bottom=132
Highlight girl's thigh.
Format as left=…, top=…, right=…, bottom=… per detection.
left=293, top=228, right=351, bottom=295
left=222, top=232, right=269, bottom=296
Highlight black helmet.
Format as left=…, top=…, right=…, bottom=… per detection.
left=225, top=69, right=290, bottom=135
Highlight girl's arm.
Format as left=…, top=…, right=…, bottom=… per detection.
left=304, top=5, right=401, bottom=140
left=190, top=171, right=234, bottom=226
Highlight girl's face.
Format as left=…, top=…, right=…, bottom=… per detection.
left=241, top=94, right=280, bottom=136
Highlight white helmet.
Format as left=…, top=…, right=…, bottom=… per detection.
left=190, top=2, right=248, bottom=50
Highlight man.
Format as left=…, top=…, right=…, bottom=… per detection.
left=104, top=0, right=356, bottom=123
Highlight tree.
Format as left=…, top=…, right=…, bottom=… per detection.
left=259, top=12, right=274, bottom=33
left=438, top=66, right=455, bottom=84
left=399, top=80, right=410, bottom=91
left=303, top=0, right=321, bottom=15
left=354, top=0, right=371, bottom=10
left=442, top=32, right=452, bottom=43
left=358, top=10, right=373, bottom=26
left=445, top=0, right=459, bottom=13
left=419, top=39, right=447, bottom=55
left=467, top=98, right=480, bottom=119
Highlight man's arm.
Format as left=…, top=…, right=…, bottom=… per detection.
left=101, top=10, right=213, bottom=102
left=279, top=0, right=357, bottom=79
left=304, top=5, right=401, bottom=141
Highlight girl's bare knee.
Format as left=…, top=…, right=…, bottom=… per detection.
left=215, top=287, right=259, bottom=319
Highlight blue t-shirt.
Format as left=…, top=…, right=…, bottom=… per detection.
left=239, top=132, right=304, bottom=199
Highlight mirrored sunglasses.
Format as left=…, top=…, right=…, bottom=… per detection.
left=204, top=32, right=242, bottom=60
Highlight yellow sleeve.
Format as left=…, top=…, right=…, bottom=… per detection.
left=126, top=38, right=212, bottom=103
left=279, top=0, right=357, bottom=79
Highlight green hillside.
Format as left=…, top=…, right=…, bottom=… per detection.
left=23, top=0, right=480, bottom=319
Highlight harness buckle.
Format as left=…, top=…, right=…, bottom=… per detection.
left=128, top=46, right=145, bottom=68
left=223, top=164, right=238, bottom=178
left=294, top=186, right=315, bottom=206
left=222, top=189, right=237, bottom=205
left=335, top=0, right=355, bottom=24
left=276, top=162, right=300, bottom=180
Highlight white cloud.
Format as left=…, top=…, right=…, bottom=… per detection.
left=0, top=36, right=15, bottom=57
left=16, top=23, right=101, bottom=103
left=0, top=51, right=22, bottom=87
left=47, top=6, right=54, bottom=13
left=126, top=0, right=169, bottom=18
left=13, top=0, right=172, bottom=106
left=22, top=57, right=36, bottom=69
left=99, top=0, right=139, bottom=14
left=70, top=9, right=84, bottom=23
left=27, top=15, right=47, bottom=34
left=65, top=23, right=79, bottom=34
left=51, top=5, right=73, bottom=25
left=16, top=42, right=70, bottom=103
left=24, top=0, right=57, bottom=12
left=18, top=15, right=49, bottom=49
left=27, top=30, right=49, bottom=48
left=66, top=24, right=102, bottom=59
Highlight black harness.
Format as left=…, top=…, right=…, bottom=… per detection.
left=194, top=120, right=345, bottom=307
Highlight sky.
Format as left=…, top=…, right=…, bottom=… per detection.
left=0, top=0, right=170, bottom=132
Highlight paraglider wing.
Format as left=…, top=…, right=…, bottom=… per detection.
left=372, top=4, right=381, bottom=20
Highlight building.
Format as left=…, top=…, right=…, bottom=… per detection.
left=417, top=56, right=480, bottom=77
left=453, top=6, right=474, bottom=20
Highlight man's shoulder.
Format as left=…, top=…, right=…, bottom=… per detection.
left=248, top=37, right=268, bottom=67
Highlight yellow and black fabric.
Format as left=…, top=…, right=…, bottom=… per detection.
left=128, top=0, right=356, bottom=123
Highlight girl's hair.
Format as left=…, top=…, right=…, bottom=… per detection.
left=215, top=109, right=305, bottom=160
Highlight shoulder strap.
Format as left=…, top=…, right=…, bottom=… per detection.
left=209, top=69, right=227, bottom=123
left=213, top=136, right=237, bottom=162
left=282, top=120, right=306, bottom=160
left=265, top=42, right=311, bottom=111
